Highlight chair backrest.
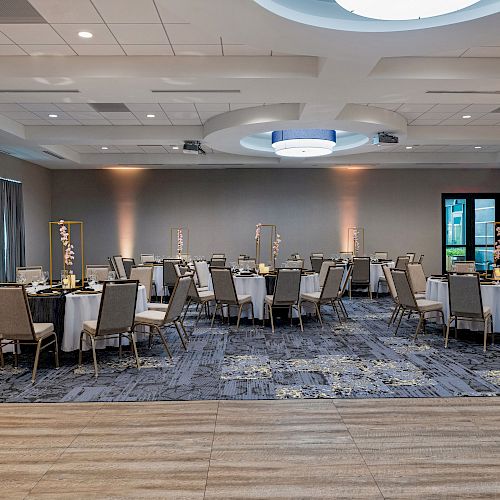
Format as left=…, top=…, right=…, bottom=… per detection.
left=406, top=252, right=416, bottom=263
left=391, top=269, right=418, bottom=310
left=374, top=252, right=388, bottom=260
left=129, top=265, right=153, bottom=301
left=339, top=251, right=353, bottom=261
left=339, top=264, right=352, bottom=296
left=407, top=263, right=427, bottom=294
left=238, top=254, right=249, bottom=260
left=211, top=267, right=238, bottom=304
left=311, top=252, right=324, bottom=258
left=194, top=260, right=210, bottom=288
left=165, top=275, right=192, bottom=322
left=395, top=256, right=410, bottom=270
left=212, top=253, right=225, bottom=259
left=162, top=259, right=180, bottom=287
left=272, top=268, right=301, bottom=306
left=95, top=280, right=138, bottom=337
left=211, top=258, right=226, bottom=268
left=453, top=261, right=476, bottom=273
left=15, top=266, right=43, bottom=284
left=289, top=253, right=301, bottom=259
left=285, top=259, right=304, bottom=269
left=382, top=264, right=397, bottom=300
left=310, top=256, right=323, bottom=273
left=112, top=255, right=127, bottom=279
left=418, top=254, right=424, bottom=264
left=351, top=257, right=370, bottom=283
left=0, top=284, right=36, bottom=341
left=122, top=258, right=135, bottom=278
left=320, top=266, right=344, bottom=301
left=86, top=265, right=110, bottom=282
left=174, top=263, right=187, bottom=276
left=448, top=272, right=484, bottom=320
left=238, top=258, right=257, bottom=269
left=140, top=253, right=155, bottom=264
left=318, top=260, right=336, bottom=287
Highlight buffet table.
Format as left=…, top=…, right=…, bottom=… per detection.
left=426, top=277, right=500, bottom=333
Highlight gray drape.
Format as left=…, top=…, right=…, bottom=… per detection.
left=0, top=178, right=26, bottom=282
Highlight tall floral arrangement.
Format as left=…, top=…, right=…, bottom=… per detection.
left=353, top=228, right=360, bottom=255
left=255, top=223, right=262, bottom=242
left=177, top=227, right=184, bottom=256
left=58, top=220, right=75, bottom=267
left=272, top=233, right=281, bottom=258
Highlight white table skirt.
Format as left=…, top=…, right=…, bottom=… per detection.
left=152, top=265, right=165, bottom=297
left=208, top=273, right=320, bottom=320
left=426, top=278, right=500, bottom=333
left=62, top=285, right=148, bottom=352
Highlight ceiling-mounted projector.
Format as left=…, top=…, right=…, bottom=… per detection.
left=183, top=140, right=206, bottom=155
left=372, top=132, right=399, bottom=145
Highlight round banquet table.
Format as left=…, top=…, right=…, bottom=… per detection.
left=208, top=273, right=320, bottom=320
left=426, top=277, right=500, bottom=333
left=61, top=284, right=148, bottom=352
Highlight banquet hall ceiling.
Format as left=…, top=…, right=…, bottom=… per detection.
left=0, top=0, right=500, bottom=169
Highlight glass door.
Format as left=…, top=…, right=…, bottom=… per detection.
left=444, top=198, right=467, bottom=271
left=474, top=198, right=496, bottom=272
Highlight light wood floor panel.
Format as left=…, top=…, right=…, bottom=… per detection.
left=0, top=398, right=499, bottom=498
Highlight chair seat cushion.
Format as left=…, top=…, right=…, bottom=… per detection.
left=82, top=320, right=97, bottom=335
left=135, top=310, right=165, bottom=326
left=415, top=293, right=426, bottom=300
left=416, top=299, right=443, bottom=312
left=264, top=294, right=273, bottom=305
left=148, top=302, right=169, bottom=312
left=300, top=291, right=321, bottom=302
left=33, top=322, right=55, bottom=338
left=198, top=291, right=215, bottom=301
left=197, top=286, right=210, bottom=292
left=237, top=294, right=252, bottom=304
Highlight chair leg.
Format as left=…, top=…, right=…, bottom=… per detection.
left=269, top=304, right=275, bottom=333
left=394, top=307, right=405, bottom=336
left=388, top=305, right=398, bottom=326
left=130, top=332, right=140, bottom=370
left=157, top=326, right=172, bottom=359
left=118, top=333, right=123, bottom=358
left=211, top=303, right=219, bottom=328
left=179, top=320, right=189, bottom=342
left=236, top=304, right=243, bottom=330
left=174, top=321, right=187, bottom=350
left=78, top=331, right=84, bottom=366
left=297, top=305, right=304, bottom=332
left=0, top=341, right=4, bottom=368
left=414, top=314, right=424, bottom=341
left=484, top=319, right=488, bottom=352
left=332, top=300, right=342, bottom=324
left=339, top=298, right=349, bottom=319
left=250, top=302, right=255, bottom=327
left=369, top=288, right=373, bottom=300
left=53, top=333, right=59, bottom=369
left=182, top=299, right=192, bottom=323
left=445, top=316, right=453, bottom=348
left=439, top=311, right=445, bottom=337
left=195, top=301, right=204, bottom=326
left=315, top=302, right=323, bottom=328
left=31, top=339, right=42, bottom=384
left=90, top=336, right=98, bottom=378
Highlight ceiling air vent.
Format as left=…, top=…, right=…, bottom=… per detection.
left=89, top=103, right=131, bottom=112
left=42, top=150, right=65, bottom=160
left=0, top=0, right=46, bottom=23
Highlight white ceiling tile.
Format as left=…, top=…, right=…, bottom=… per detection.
left=109, top=24, right=169, bottom=44
left=69, top=145, right=98, bottom=153
left=229, top=103, right=264, bottom=110
left=0, top=31, right=13, bottom=44
left=160, top=103, right=196, bottom=111
left=28, top=0, right=102, bottom=23
left=0, top=45, right=26, bottom=55
left=463, top=46, right=500, bottom=57
left=166, top=111, right=199, bottom=120
left=463, top=104, right=500, bottom=113
left=0, top=24, right=65, bottom=44
left=122, top=44, right=174, bottom=55
left=155, top=1, right=188, bottom=23
left=126, top=103, right=163, bottom=112
left=72, top=44, right=124, bottom=55
left=140, top=145, right=167, bottom=153
left=34, top=111, right=73, bottom=119
left=108, top=118, right=142, bottom=125
left=198, top=111, right=221, bottom=122
left=409, top=119, right=443, bottom=125
left=92, top=0, right=161, bottom=23
left=0, top=103, right=25, bottom=111
left=134, top=112, right=171, bottom=124
left=52, top=24, right=117, bottom=44
left=223, top=45, right=271, bottom=56
left=141, top=119, right=172, bottom=125
left=398, top=104, right=434, bottom=113
left=368, top=103, right=401, bottom=111
left=399, top=111, right=422, bottom=120
left=66, top=111, right=102, bottom=119
left=417, top=112, right=454, bottom=120
left=195, top=103, right=230, bottom=112
left=47, top=119, right=81, bottom=125
left=430, top=104, right=468, bottom=112
left=99, top=111, right=136, bottom=119
left=15, top=119, right=51, bottom=125
left=21, top=103, right=62, bottom=111
left=173, top=44, right=222, bottom=56
left=168, top=118, right=201, bottom=125
left=116, top=145, right=145, bottom=153
left=56, top=103, right=94, bottom=112
left=78, top=119, right=111, bottom=125
left=165, top=24, right=220, bottom=44
left=439, top=119, right=473, bottom=125
left=21, top=45, right=75, bottom=56
left=1, top=111, right=38, bottom=119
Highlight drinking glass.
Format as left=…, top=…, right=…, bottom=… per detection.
left=43, top=271, right=49, bottom=285
left=108, top=270, right=116, bottom=280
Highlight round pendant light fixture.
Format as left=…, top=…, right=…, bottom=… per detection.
left=271, top=129, right=336, bottom=157
left=336, top=0, right=481, bottom=21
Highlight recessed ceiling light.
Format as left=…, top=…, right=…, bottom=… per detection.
left=405, top=146, right=413, bottom=149
left=101, top=146, right=109, bottom=150
left=172, top=146, right=180, bottom=150
left=78, top=31, right=93, bottom=39
left=475, top=146, right=482, bottom=149
left=146, top=114, right=155, bottom=118
left=48, top=114, right=58, bottom=118
left=462, top=115, right=472, bottom=119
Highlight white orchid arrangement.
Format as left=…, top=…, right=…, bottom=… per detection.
left=58, top=220, right=75, bottom=267
left=353, top=228, right=360, bottom=255
left=255, top=222, right=262, bottom=241
left=272, top=233, right=282, bottom=257
left=177, top=227, right=184, bottom=255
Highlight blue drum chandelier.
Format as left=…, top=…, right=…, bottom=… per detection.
left=271, top=129, right=336, bottom=158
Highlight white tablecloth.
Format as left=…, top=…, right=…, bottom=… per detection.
left=152, top=265, right=165, bottom=297
left=208, top=273, right=320, bottom=320
left=62, top=285, right=148, bottom=352
left=426, top=278, right=500, bottom=333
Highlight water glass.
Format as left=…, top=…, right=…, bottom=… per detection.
left=108, top=270, right=116, bottom=280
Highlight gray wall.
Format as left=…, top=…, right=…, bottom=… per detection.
left=51, top=167, right=500, bottom=275
left=0, top=153, right=52, bottom=268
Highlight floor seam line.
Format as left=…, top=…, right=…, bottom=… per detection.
left=203, top=400, right=220, bottom=500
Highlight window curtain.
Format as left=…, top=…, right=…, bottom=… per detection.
left=0, top=178, right=25, bottom=282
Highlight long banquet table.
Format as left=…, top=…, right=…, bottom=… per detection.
left=426, top=277, right=500, bottom=333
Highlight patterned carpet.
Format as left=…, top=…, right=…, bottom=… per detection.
left=1, top=297, right=500, bottom=402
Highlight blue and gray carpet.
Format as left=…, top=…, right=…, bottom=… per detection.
left=1, top=298, right=500, bottom=402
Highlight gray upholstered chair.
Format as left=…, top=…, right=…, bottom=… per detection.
left=339, top=251, right=353, bottom=261
left=210, top=267, right=254, bottom=329
left=445, top=273, right=493, bottom=351
left=395, top=256, right=410, bottom=270
left=382, top=264, right=400, bottom=326
left=374, top=252, right=389, bottom=260
left=162, top=259, right=182, bottom=300
left=264, top=268, right=302, bottom=333
left=86, top=265, right=110, bottom=282
left=299, top=266, right=345, bottom=325
left=318, top=260, right=336, bottom=288
left=337, top=264, right=352, bottom=319
left=418, top=254, right=424, bottom=264
left=210, top=258, right=226, bottom=268
left=194, top=260, right=210, bottom=291
left=134, top=275, right=192, bottom=358
left=453, top=261, right=476, bottom=273
left=79, top=280, right=139, bottom=377
left=15, top=266, right=43, bottom=284
left=182, top=277, right=216, bottom=326
left=391, top=269, right=445, bottom=339
left=349, top=257, right=371, bottom=299
left=0, top=284, right=59, bottom=383
left=129, top=265, right=165, bottom=313
left=310, top=255, right=323, bottom=273
left=406, top=252, right=416, bottom=264
left=407, top=263, right=427, bottom=295
left=285, top=259, right=304, bottom=269
left=122, top=258, right=135, bottom=278
left=140, top=253, right=155, bottom=264
left=311, top=253, right=324, bottom=258
left=212, top=253, right=225, bottom=259
left=111, top=255, right=127, bottom=279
